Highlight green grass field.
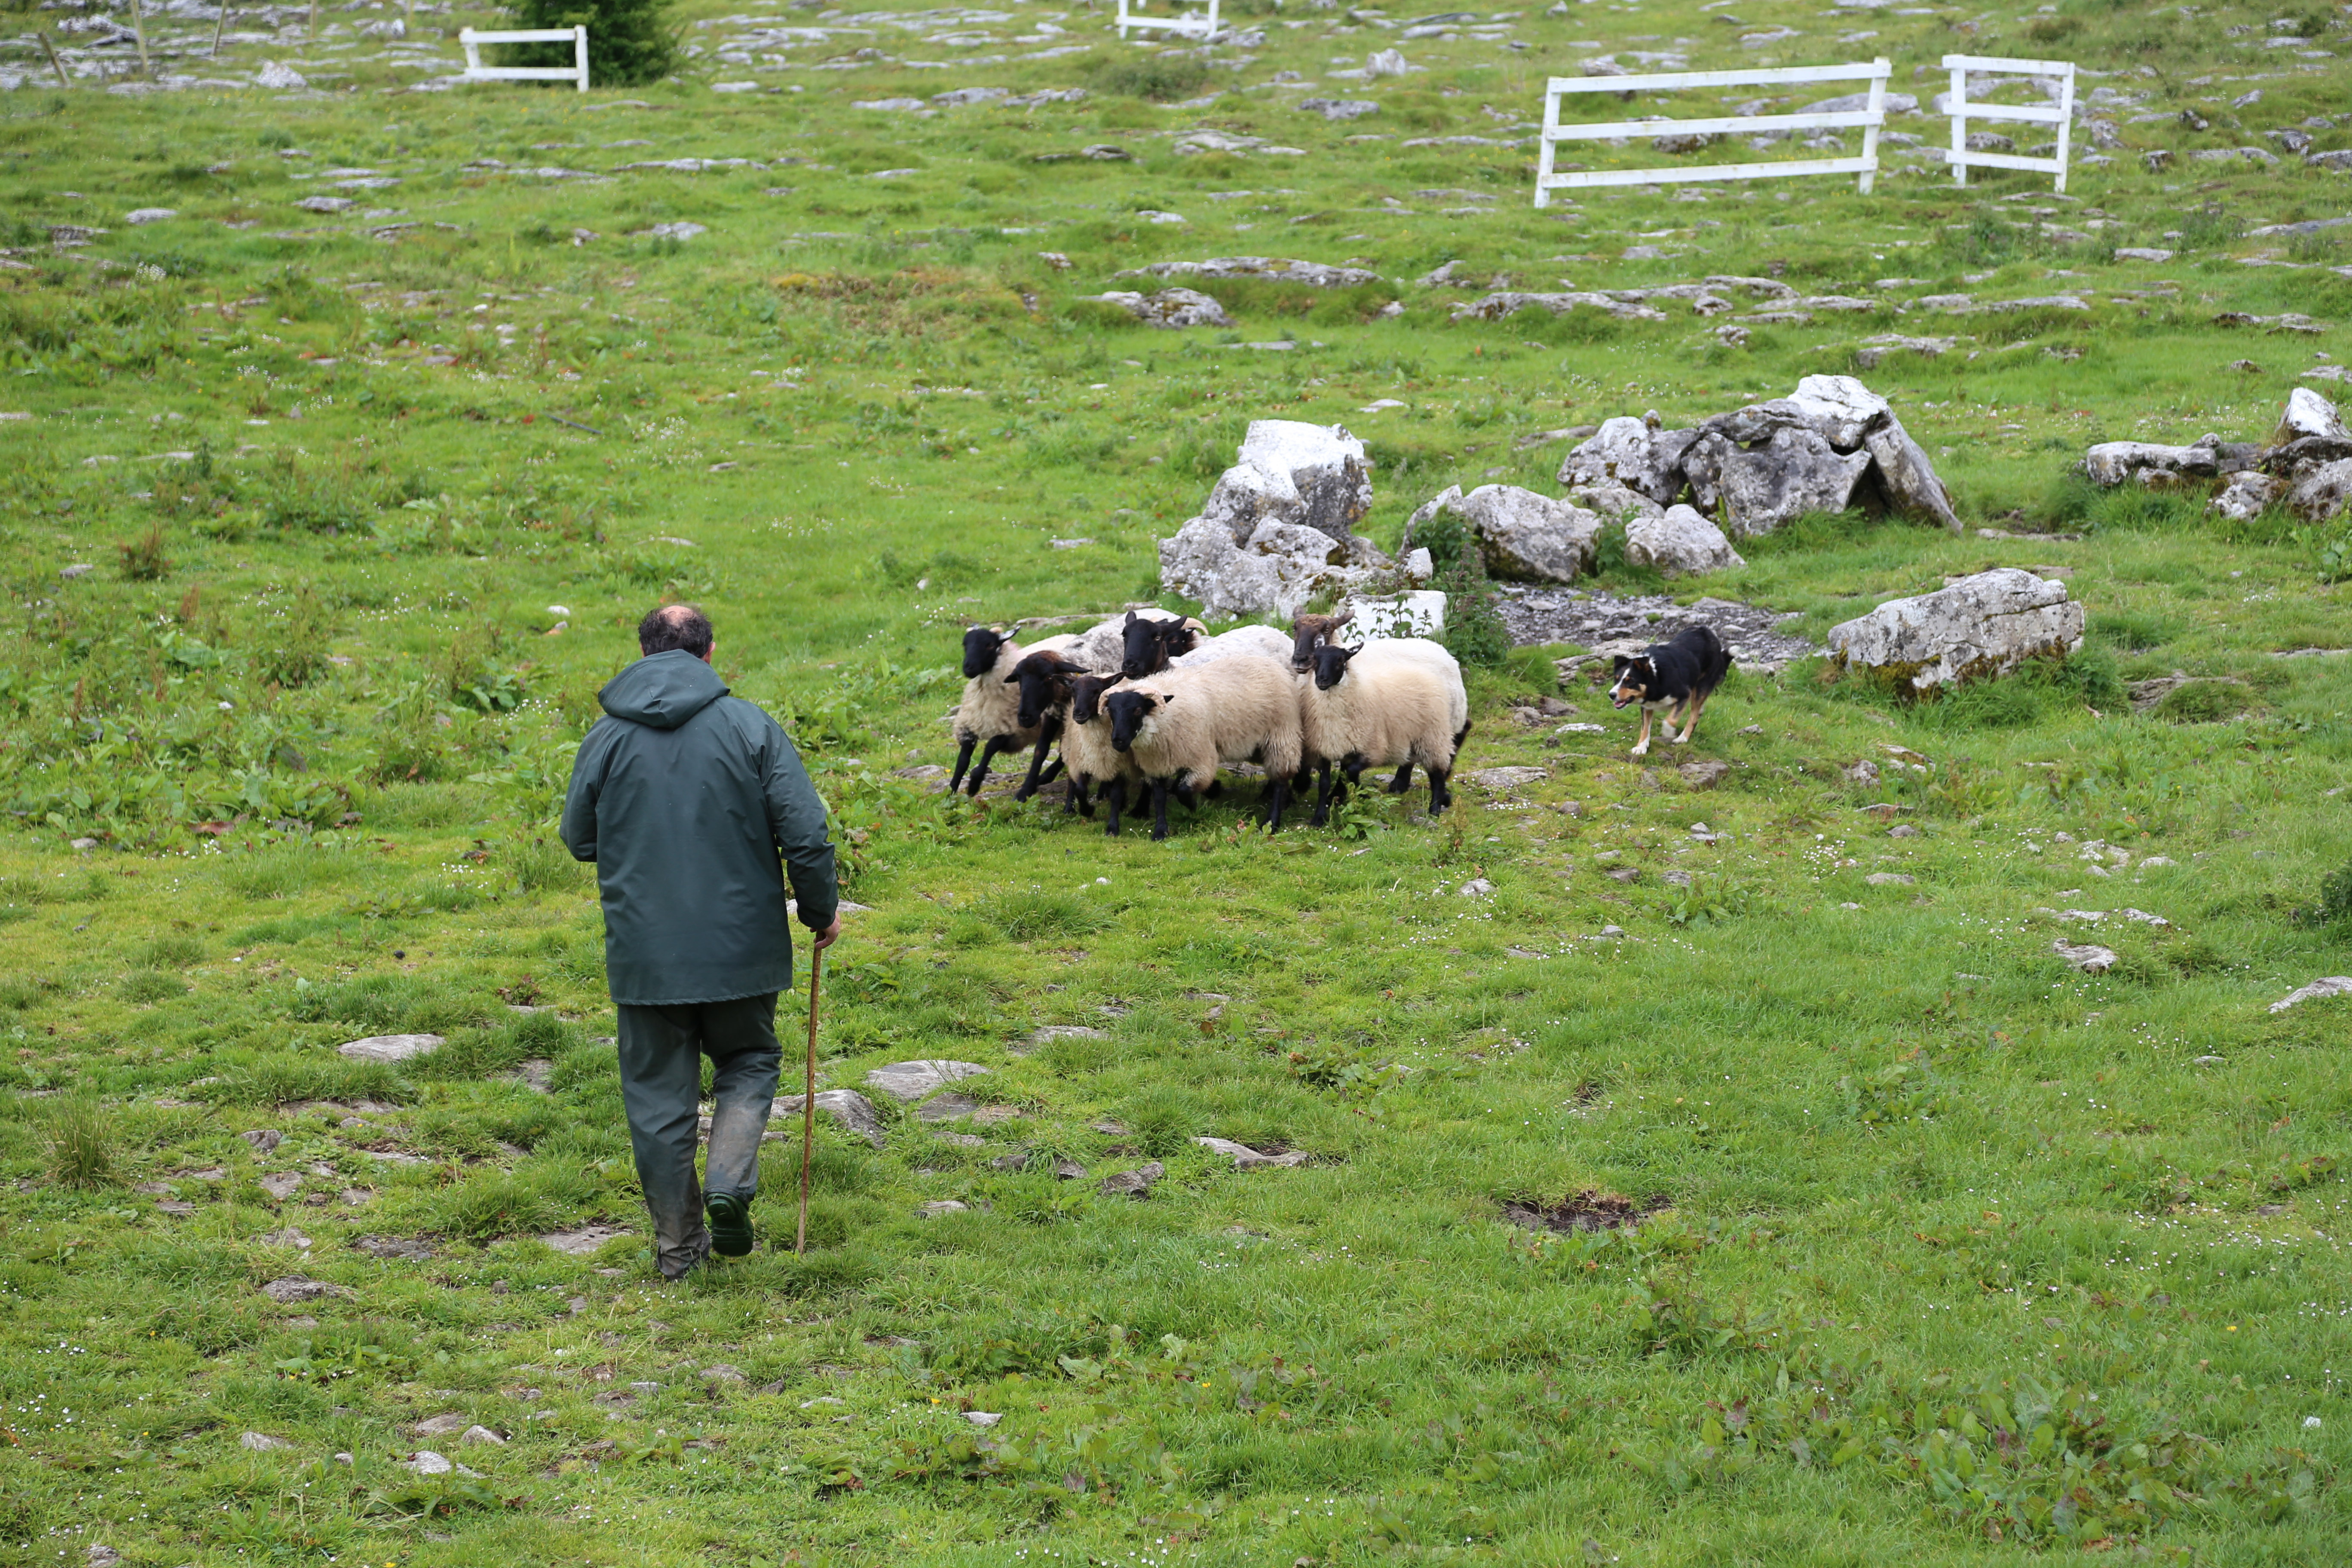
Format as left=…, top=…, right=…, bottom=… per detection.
left=3, top=0, right=2352, bottom=1559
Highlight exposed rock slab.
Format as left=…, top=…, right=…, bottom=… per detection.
left=1409, top=484, right=1600, bottom=582
left=775, top=1088, right=886, bottom=1146
left=865, top=1061, right=990, bottom=1103
left=1112, top=257, right=1378, bottom=288
left=2270, top=977, right=2352, bottom=1013
left=1504, top=588, right=1815, bottom=662
left=1826, top=568, right=2085, bottom=692
left=1086, top=288, right=1231, bottom=329
left=337, top=1033, right=442, bottom=1063
left=1195, top=1136, right=1309, bottom=1168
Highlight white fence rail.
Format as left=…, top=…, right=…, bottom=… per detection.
left=1114, top=0, right=1217, bottom=40
left=1944, top=53, right=2074, bottom=193
left=1534, top=58, right=1891, bottom=208
left=459, top=25, right=589, bottom=92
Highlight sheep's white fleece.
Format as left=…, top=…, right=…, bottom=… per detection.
left=1299, top=646, right=1469, bottom=775
left=1068, top=609, right=1188, bottom=674
left=1171, top=623, right=1292, bottom=669
left=1061, top=701, right=1141, bottom=804
left=1124, top=655, right=1304, bottom=790
left=952, top=632, right=1078, bottom=748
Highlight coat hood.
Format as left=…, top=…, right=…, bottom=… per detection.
left=599, top=650, right=729, bottom=730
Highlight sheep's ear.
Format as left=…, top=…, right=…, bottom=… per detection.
left=1159, top=691, right=1176, bottom=704
left=1124, top=609, right=1139, bottom=627
left=1104, top=671, right=1127, bottom=686
left=1002, top=670, right=1021, bottom=683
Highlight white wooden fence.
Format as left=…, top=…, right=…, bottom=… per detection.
left=459, top=25, right=589, bottom=92
left=1114, top=0, right=1218, bottom=40
left=1534, top=58, right=1892, bottom=207
left=1944, top=53, right=2074, bottom=193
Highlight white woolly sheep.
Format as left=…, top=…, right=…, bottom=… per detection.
left=950, top=626, right=1078, bottom=796
left=1102, top=655, right=1306, bottom=840
left=1059, top=669, right=1146, bottom=834
left=1297, top=641, right=1471, bottom=819
left=1168, top=622, right=1294, bottom=671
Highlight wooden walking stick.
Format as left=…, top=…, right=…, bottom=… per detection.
left=795, top=946, right=823, bottom=1256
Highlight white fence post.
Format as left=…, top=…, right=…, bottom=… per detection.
left=1114, top=0, right=1218, bottom=41
left=1942, top=53, right=2075, bottom=194
left=1533, top=58, right=1892, bottom=208
left=458, top=25, right=592, bottom=91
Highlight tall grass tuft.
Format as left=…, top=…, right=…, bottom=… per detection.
left=41, top=1096, right=114, bottom=1189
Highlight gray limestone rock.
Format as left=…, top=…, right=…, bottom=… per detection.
left=1099, top=1161, right=1164, bottom=1197
left=775, top=1088, right=887, bottom=1147
left=1624, top=505, right=1745, bottom=576
left=2284, top=457, right=2352, bottom=522
left=1683, top=427, right=1871, bottom=536
left=2269, top=976, right=2352, bottom=1012
left=1826, top=567, right=2086, bottom=692
left=865, top=1060, right=990, bottom=1102
left=1863, top=418, right=1964, bottom=532
left=2211, top=470, right=2284, bottom=521
left=337, top=1033, right=443, bottom=1063
left=1087, top=287, right=1231, bottom=329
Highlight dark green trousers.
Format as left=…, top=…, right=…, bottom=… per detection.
left=616, top=993, right=781, bottom=1278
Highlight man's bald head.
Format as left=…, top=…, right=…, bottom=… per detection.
left=638, top=603, right=714, bottom=660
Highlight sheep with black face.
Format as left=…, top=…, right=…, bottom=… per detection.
left=1102, top=656, right=1305, bottom=841
left=1297, top=640, right=1470, bottom=820
left=950, top=625, right=1078, bottom=796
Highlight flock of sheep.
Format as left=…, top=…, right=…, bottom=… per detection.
left=949, top=608, right=1473, bottom=839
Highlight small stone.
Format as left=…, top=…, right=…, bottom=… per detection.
left=241, top=1129, right=283, bottom=1154
left=258, top=1171, right=302, bottom=1201
left=866, top=1060, right=990, bottom=1103
left=1021, top=1025, right=1108, bottom=1052
left=2269, top=977, right=2352, bottom=1013
left=239, top=1431, right=293, bottom=1452
left=1607, top=867, right=1641, bottom=884
left=413, top=1413, right=470, bottom=1437
left=256, top=1226, right=310, bottom=1250
left=459, top=1424, right=506, bottom=1445
left=337, top=1033, right=443, bottom=1063
left=1193, top=1136, right=1309, bottom=1170
left=1888, top=824, right=1921, bottom=838
left=407, top=1450, right=476, bottom=1477
left=538, top=1225, right=629, bottom=1256
left=260, top=1276, right=342, bottom=1304
left=257, top=59, right=308, bottom=89
left=126, top=208, right=177, bottom=225
left=1458, top=878, right=1495, bottom=897
left=773, top=1088, right=886, bottom=1147
left=1865, top=872, right=1916, bottom=886
left=2054, top=940, right=2118, bottom=974
left=1467, top=766, right=1549, bottom=792
left=700, top=1365, right=746, bottom=1384
left=1677, top=761, right=1730, bottom=789
left=964, top=1410, right=1003, bottom=1427
left=294, top=195, right=353, bottom=214
left=916, top=1093, right=982, bottom=1123
left=917, top=1199, right=969, bottom=1217
left=1099, top=1161, right=1164, bottom=1198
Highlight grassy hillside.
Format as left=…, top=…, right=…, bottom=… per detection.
left=1, top=0, right=2350, bottom=1560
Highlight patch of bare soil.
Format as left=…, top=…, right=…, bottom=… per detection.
left=1500, top=1188, right=1668, bottom=1233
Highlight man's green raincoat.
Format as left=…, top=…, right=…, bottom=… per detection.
left=560, top=650, right=837, bottom=1004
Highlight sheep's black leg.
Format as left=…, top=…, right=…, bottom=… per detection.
left=949, top=737, right=976, bottom=793
left=1265, top=773, right=1288, bottom=833
left=966, top=736, right=1010, bottom=796
left=1150, top=779, right=1172, bottom=841
left=1310, top=760, right=1335, bottom=827
left=1102, top=778, right=1124, bottom=836
left=1067, top=773, right=1092, bottom=818
left=1427, top=764, right=1453, bottom=816
left=1387, top=760, right=1414, bottom=794
left=1013, top=718, right=1063, bottom=802
left=1291, top=766, right=1313, bottom=801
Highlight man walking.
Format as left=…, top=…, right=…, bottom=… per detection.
left=562, top=604, right=840, bottom=1277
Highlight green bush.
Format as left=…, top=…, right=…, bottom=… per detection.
left=501, top=0, right=676, bottom=86
left=1084, top=52, right=1211, bottom=101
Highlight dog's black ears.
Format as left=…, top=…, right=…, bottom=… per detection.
left=1611, top=655, right=1631, bottom=674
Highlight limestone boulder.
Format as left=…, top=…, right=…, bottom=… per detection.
left=1414, top=484, right=1601, bottom=582
left=2275, top=386, right=2351, bottom=446
left=2211, top=470, right=2285, bottom=521
left=1087, top=288, right=1231, bottom=329
left=2081, top=438, right=2225, bottom=487
left=2284, top=457, right=2352, bottom=522
left=1557, top=416, right=1684, bottom=505
left=1862, top=419, right=1964, bottom=532
left=1157, top=514, right=1366, bottom=620
left=1624, top=505, right=1745, bottom=576
left=1825, top=567, right=2085, bottom=692
left=1195, top=420, right=1371, bottom=547
left=1682, top=427, right=1871, bottom=536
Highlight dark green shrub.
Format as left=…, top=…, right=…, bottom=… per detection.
left=1084, top=52, right=1211, bottom=101
left=500, top=0, right=676, bottom=86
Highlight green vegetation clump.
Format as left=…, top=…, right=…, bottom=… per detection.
left=501, top=0, right=676, bottom=84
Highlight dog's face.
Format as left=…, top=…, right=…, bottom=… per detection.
left=962, top=625, right=1010, bottom=679
left=1103, top=688, right=1168, bottom=752
left=1608, top=656, right=1655, bottom=709
left=1069, top=672, right=1124, bottom=725
left=1308, top=643, right=1358, bottom=692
